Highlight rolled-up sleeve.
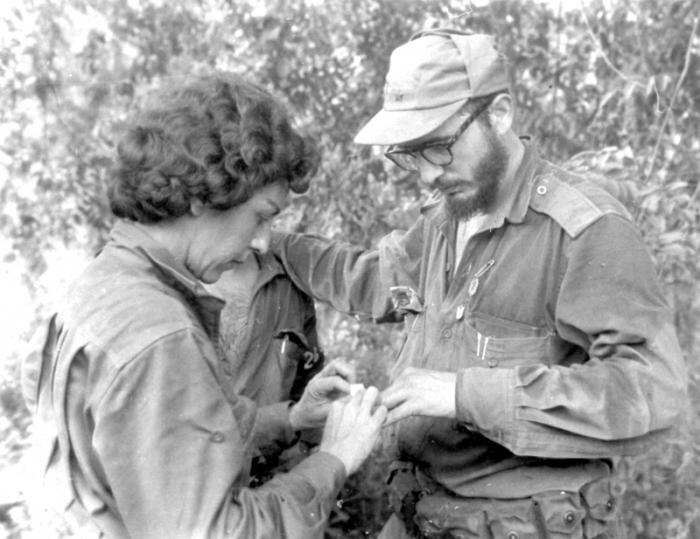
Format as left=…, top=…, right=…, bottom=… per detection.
left=272, top=224, right=425, bottom=322
left=455, top=215, right=688, bottom=458
left=93, top=328, right=345, bottom=538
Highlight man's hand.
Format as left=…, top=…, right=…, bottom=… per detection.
left=289, top=359, right=355, bottom=431
left=319, top=386, right=387, bottom=476
left=380, top=367, right=457, bottom=426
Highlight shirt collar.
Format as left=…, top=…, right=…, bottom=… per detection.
left=482, top=137, right=542, bottom=229
left=109, top=220, right=226, bottom=305
left=255, top=251, right=287, bottom=286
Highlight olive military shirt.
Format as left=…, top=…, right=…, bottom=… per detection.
left=22, top=221, right=345, bottom=538
left=273, top=142, right=687, bottom=497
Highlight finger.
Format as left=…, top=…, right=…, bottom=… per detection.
left=347, top=386, right=364, bottom=409
left=371, top=404, right=388, bottom=427
left=321, top=358, right=356, bottom=382
left=372, top=435, right=383, bottom=453
left=359, top=386, right=379, bottom=415
left=312, top=376, right=351, bottom=398
left=324, top=400, right=343, bottom=437
left=379, top=386, right=408, bottom=411
left=340, top=383, right=365, bottom=404
left=383, top=402, right=416, bottom=427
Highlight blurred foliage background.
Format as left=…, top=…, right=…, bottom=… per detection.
left=1, top=0, right=699, bottom=537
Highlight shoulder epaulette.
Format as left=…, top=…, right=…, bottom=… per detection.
left=529, top=166, right=632, bottom=238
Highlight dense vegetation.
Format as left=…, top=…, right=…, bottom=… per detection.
left=1, top=0, right=698, bottom=537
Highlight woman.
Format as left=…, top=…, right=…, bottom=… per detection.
left=22, top=73, right=386, bottom=538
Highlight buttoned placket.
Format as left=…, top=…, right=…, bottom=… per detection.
left=437, top=222, right=502, bottom=370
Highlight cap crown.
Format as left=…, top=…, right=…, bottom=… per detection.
left=353, top=29, right=509, bottom=145
left=383, top=31, right=508, bottom=111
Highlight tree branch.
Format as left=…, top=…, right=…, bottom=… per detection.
left=644, top=16, right=699, bottom=181
left=579, top=1, right=642, bottom=86
left=579, top=0, right=661, bottom=113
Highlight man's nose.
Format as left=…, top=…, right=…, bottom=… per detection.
left=416, top=159, right=444, bottom=190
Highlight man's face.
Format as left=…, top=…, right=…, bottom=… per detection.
left=441, top=126, right=508, bottom=219
left=410, top=109, right=509, bottom=220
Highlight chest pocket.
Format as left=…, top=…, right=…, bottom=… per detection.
left=473, top=332, right=555, bottom=368
left=460, top=312, right=559, bottom=369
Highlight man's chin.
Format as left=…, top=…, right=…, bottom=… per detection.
left=445, top=194, right=482, bottom=220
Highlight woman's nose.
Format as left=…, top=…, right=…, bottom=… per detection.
left=250, top=223, right=271, bottom=254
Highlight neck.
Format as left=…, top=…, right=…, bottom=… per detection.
left=134, top=217, right=192, bottom=269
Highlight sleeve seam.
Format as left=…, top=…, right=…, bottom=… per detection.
left=94, top=326, right=212, bottom=412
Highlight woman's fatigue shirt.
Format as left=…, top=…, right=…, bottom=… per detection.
left=22, top=221, right=345, bottom=538
left=272, top=143, right=687, bottom=498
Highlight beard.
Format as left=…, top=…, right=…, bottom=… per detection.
left=444, top=132, right=508, bottom=220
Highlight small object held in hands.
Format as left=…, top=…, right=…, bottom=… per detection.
left=341, top=383, right=365, bottom=403
left=349, top=383, right=365, bottom=396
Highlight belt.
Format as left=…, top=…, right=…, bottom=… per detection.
left=386, top=462, right=620, bottom=539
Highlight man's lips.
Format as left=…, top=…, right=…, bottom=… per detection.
left=439, top=183, right=472, bottom=196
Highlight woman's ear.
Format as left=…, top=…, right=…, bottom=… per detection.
left=487, top=93, right=514, bottom=135
left=189, top=198, right=205, bottom=217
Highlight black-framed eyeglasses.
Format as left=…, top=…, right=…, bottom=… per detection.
left=384, top=100, right=492, bottom=172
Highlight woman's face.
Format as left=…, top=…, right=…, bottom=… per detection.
left=186, top=181, right=289, bottom=283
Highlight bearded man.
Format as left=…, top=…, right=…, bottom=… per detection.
left=273, top=29, right=686, bottom=538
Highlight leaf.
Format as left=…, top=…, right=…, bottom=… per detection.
left=658, top=230, right=686, bottom=245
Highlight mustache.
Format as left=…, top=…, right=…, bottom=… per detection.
left=435, top=178, right=469, bottom=191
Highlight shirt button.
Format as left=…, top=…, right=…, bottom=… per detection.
left=536, top=185, right=547, bottom=195
left=222, top=363, right=232, bottom=376
left=211, top=431, right=225, bottom=443
left=441, top=329, right=452, bottom=339
left=507, top=532, right=519, bottom=539
left=487, top=359, right=499, bottom=368
left=564, top=511, right=575, bottom=525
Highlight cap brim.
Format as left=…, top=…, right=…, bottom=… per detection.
left=354, top=99, right=467, bottom=146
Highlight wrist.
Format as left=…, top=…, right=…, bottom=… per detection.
left=318, top=444, right=351, bottom=476
left=289, top=402, right=303, bottom=431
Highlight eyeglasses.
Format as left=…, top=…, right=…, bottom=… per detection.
left=384, top=100, right=492, bottom=172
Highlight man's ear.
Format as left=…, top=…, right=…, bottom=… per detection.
left=189, top=198, right=205, bottom=217
left=487, top=93, right=514, bottom=135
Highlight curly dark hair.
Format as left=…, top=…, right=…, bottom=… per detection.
left=109, top=73, right=319, bottom=223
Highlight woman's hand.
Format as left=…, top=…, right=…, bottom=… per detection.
left=319, top=386, right=387, bottom=476
left=289, top=359, right=355, bottom=431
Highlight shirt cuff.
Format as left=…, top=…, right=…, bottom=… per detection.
left=292, top=451, right=347, bottom=501
left=254, top=401, right=298, bottom=450
left=456, top=367, right=514, bottom=435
